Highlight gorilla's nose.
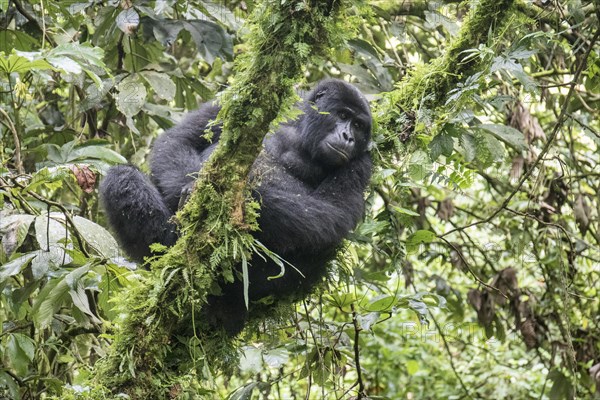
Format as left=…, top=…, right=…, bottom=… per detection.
left=342, top=130, right=355, bottom=144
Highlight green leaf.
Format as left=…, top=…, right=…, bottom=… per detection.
left=513, top=69, right=538, bottom=93
left=0, top=253, right=36, bottom=283
left=141, top=70, right=176, bottom=101
left=408, top=299, right=428, bottom=317
left=12, top=333, right=35, bottom=361
left=182, top=20, right=232, bottom=64
left=0, top=214, right=35, bottom=257
left=71, top=145, right=127, bottom=164
left=0, top=371, right=19, bottom=399
left=32, top=264, right=92, bottom=328
left=365, top=294, right=396, bottom=312
left=508, top=47, right=537, bottom=60
left=72, top=216, right=120, bottom=258
left=548, top=369, right=574, bottom=400
left=116, top=8, right=140, bottom=34
left=408, top=150, right=431, bottom=181
left=263, top=348, right=289, bottom=369
left=481, top=132, right=506, bottom=161
left=429, top=133, right=454, bottom=160
left=31, top=245, right=72, bottom=277
left=31, top=277, right=69, bottom=328
left=490, top=56, right=522, bottom=73
left=229, top=382, right=261, bottom=400
left=46, top=55, right=82, bottom=73
left=478, top=124, right=527, bottom=151
left=47, top=43, right=105, bottom=68
left=7, top=334, right=31, bottom=376
left=0, top=52, right=52, bottom=73
left=34, top=213, right=70, bottom=251
left=116, top=74, right=147, bottom=118
left=25, top=166, right=73, bottom=191
left=326, top=292, right=356, bottom=309
left=239, top=347, right=262, bottom=374
left=406, top=360, right=419, bottom=375
left=0, top=30, right=39, bottom=52
left=391, top=206, right=420, bottom=216
left=69, top=283, right=101, bottom=323
left=459, top=132, right=477, bottom=162
left=406, top=230, right=436, bottom=254
left=81, top=78, right=116, bottom=112
left=241, top=253, right=249, bottom=310
left=357, top=312, right=380, bottom=330
left=407, top=230, right=436, bottom=246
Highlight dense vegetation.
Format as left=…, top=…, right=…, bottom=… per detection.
left=0, top=0, right=599, bottom=398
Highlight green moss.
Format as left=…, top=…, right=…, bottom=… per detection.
left=376, top=0, right=516, bottom=149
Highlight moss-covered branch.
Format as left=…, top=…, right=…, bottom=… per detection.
left=372, top=0, right=462, bottom=17
left=377, top=0, right=516, bottom=142
left=93, top=1, right=349, bottom=398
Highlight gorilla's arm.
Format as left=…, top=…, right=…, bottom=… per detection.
left=99, top=165, right=178, bottom=261
left=100, top=103, right=221, bottom=261
left=150, top=102, right=222, bottom=212
left=255, top=153, right=371, bottom=255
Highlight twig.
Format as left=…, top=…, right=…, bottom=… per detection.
left=439, top=237, right=508, bottom=299
left=0, top=322, right=33, bottom=338
left=350, top=303, right=366, bottom=399
left=504, top=207, right=575, bottom=274
left=0, top=108, right=24, bottom=174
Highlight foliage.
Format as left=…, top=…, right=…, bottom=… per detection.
left=1, top=0, right=600, bottom=399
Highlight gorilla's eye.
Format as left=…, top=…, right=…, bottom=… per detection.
left=338, top=111, right=349, bottom=120
left=353, top=121, right=363, bottom=129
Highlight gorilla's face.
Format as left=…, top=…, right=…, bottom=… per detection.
left=302, top=80, right=372, bottom=167
left=317, top=103, right=371, bottom=166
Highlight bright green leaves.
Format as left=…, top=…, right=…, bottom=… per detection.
left=326, top=292, right=357, bottom=309
left=406, top=230, right=436, bottom=254
left=0, top=44, right=107, bottom=83
left=0, top=53, right=52, bottom=74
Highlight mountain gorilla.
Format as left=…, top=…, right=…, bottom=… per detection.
left=99, top=79, right=372, bottom=335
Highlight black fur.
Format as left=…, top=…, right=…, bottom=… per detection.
left=99, top=79, right=372, bottom=335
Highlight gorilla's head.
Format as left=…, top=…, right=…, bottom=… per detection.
left=301, top=79, right=372, bottom=167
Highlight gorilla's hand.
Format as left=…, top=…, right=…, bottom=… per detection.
left=178, top=181, right=195, bottom=210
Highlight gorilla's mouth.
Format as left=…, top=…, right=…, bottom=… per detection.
left=326, top=143, right=350, bottom=161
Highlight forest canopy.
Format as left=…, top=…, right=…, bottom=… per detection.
left=0, top=0, right=599, bottom=399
